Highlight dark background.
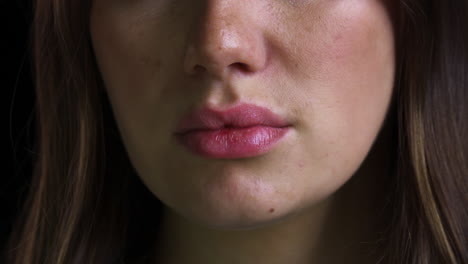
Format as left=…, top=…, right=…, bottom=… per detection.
left=1, top=0, right=35, bottom=258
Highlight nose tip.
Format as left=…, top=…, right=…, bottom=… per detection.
left=182, top=7, right=267, bottom=80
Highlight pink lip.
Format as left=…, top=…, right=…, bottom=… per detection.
left=173, top=103, right=292, bottom=159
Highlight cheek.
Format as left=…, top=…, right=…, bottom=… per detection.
left=325, top=25, right=392, bottom=122
left=90, top=3, right=173, bottom=105
left=90, top=7, right=174, bottom=143
left=91, top=24, right=157, bottom=96
left=290, top=2, right=395, bottom=182
left=299, top=3, right=395, bottom=126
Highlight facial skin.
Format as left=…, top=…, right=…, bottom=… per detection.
left=90, top=0, right=395, bottom=263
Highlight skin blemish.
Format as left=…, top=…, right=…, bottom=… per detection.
left=298, top=161, right=304, bottom=168
left=269, top=208, right=275, bottom=213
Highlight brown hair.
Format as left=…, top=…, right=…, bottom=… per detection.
left=5, top=0, right=467, bottom=263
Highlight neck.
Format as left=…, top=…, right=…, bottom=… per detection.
left=153, top=120, right=394, bottom=264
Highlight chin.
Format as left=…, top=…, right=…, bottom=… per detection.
left=165, top=192, right=305, bottom=231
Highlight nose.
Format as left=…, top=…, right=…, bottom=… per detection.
left=183, top=1, right=267, bottom=81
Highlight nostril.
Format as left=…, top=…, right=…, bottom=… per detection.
left=231, top=62, right=249, bottom=72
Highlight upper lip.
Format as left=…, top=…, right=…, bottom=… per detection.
left=174, top=103, right=292, bottom=135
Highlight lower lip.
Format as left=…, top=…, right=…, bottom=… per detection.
left=174, top=126, right=291, bottom=159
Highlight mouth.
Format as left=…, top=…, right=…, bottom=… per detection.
left=173, top=103, right=293, bottom=159
left=174, top=125, right=292, bottom=159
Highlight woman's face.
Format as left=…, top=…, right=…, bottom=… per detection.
left=90, top=0, right=395, bottom=228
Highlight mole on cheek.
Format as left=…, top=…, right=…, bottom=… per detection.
left=269, top=208, right=275, bottom=213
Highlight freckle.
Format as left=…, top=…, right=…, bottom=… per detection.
left=269, top=208, right=275, bottom=213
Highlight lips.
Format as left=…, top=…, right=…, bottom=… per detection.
left=173, top=103, right=291, bottom=135
left=173, top=103, right=292, bottom=159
